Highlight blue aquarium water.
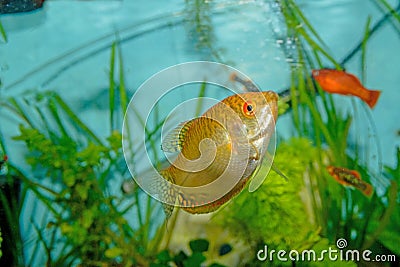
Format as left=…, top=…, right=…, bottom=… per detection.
left=1, top=0, right=398, bottom=163
left=0, top=0, right=399, bottom=266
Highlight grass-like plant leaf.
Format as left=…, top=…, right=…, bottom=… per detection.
left=0, top=20, right=7, bottom=43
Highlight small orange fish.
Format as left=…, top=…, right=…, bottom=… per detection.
left=326, top=166, right=374, bottom=197
left=312, top=69, right=381, bottom=108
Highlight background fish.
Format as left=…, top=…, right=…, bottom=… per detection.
left=312, top=69, right=381, bottom=108
left=326, top=166, right=374, bottom=197
left=229, top=73, right=259, bottom=92
left=144, top=91, right=278, bottom=216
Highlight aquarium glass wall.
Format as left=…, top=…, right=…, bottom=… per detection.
left=0, top=0, right=399, bottom=266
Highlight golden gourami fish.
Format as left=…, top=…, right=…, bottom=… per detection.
left=312, top=69, right=381, bottom=109
left=326, top=166, right=374, bottom=198
left=147, top=91, right=279, bottom=216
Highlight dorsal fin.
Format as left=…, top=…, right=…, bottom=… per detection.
left=349, top=170, right=361, bottom=180
left=161, top=120, right=195, bottom=152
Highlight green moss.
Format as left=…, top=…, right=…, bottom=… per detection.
left=12, top=124, right=150, bottom=265
left=216, top=138, right=356, bottom=266
left=367, top=147, right=400, bottom=256
left=151, top=239, right=227, bottom=267
left=218, top=138, right=316, bottom=248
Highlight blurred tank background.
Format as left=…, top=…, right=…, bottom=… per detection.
left=0, top=0, right=399, bottom=266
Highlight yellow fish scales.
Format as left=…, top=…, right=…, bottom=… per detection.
left=146, top=91, right=279, bottom=216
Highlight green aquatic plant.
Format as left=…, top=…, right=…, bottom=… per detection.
left=3, top=41, right=230, bottom=267
left=0, top=20, right=6, bottom=43
left=373, top=0, right=400, bottom=26
left=367, top=147, right=400, bottom=256
left=217, top=138, right=355, bottom=266
left=218, top=138, right=318, bottom=250
left=0, top=149, right=25, bottom=266
left=272, top=0, right=399, bottom=259
left=184, top=0, right=223, bottom=61
left=152, top=239, right=227, bottom=267
left=12, top=125, right=149, bottom=266
left=342, top=0, right=400, bottom=65
left=0, top=2, right=398, bottom=266
left=0, top=42, right=167, bottom=266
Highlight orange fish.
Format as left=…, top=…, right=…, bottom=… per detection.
left=141, top=91, right=279, bottom=216
left=326, top=166, right=374, bottom=197
left=312, top=69, right=381, bottom=108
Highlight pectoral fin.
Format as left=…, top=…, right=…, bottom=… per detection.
left=161, top=120, right=195, bottom=152
left=248, top=151, right=288, bottom=193
left=271, top=162, right=289, bottom=181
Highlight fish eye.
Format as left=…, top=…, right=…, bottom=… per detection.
left=242, top=101, right=256, bottom=117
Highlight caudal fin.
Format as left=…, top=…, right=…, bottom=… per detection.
left=366, top=90, right=381, bottom=108
left=361, top=182, right=374, bottom=198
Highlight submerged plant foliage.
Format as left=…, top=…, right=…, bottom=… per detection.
left=217, top=138, right=355, bottom=266
left=265, top=0, right=399, bottom=262
left=0, top=20, right=6, bottom=43
left=13, top=127, right=145, bottom=266
left=0, top=0, right=399, bottom=266
left=214, top=0, right=399, bottom=264
left=0, top=227, right=2, bottom=259
left=218, top=138, right=317, bottom=249
left=0, top=42, right=166, bottom=266
left=184, top=0, right=223, bottom=61
left=368, top=147, right=400, bottom=256
left=151, top=239, right=227, bottom=267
